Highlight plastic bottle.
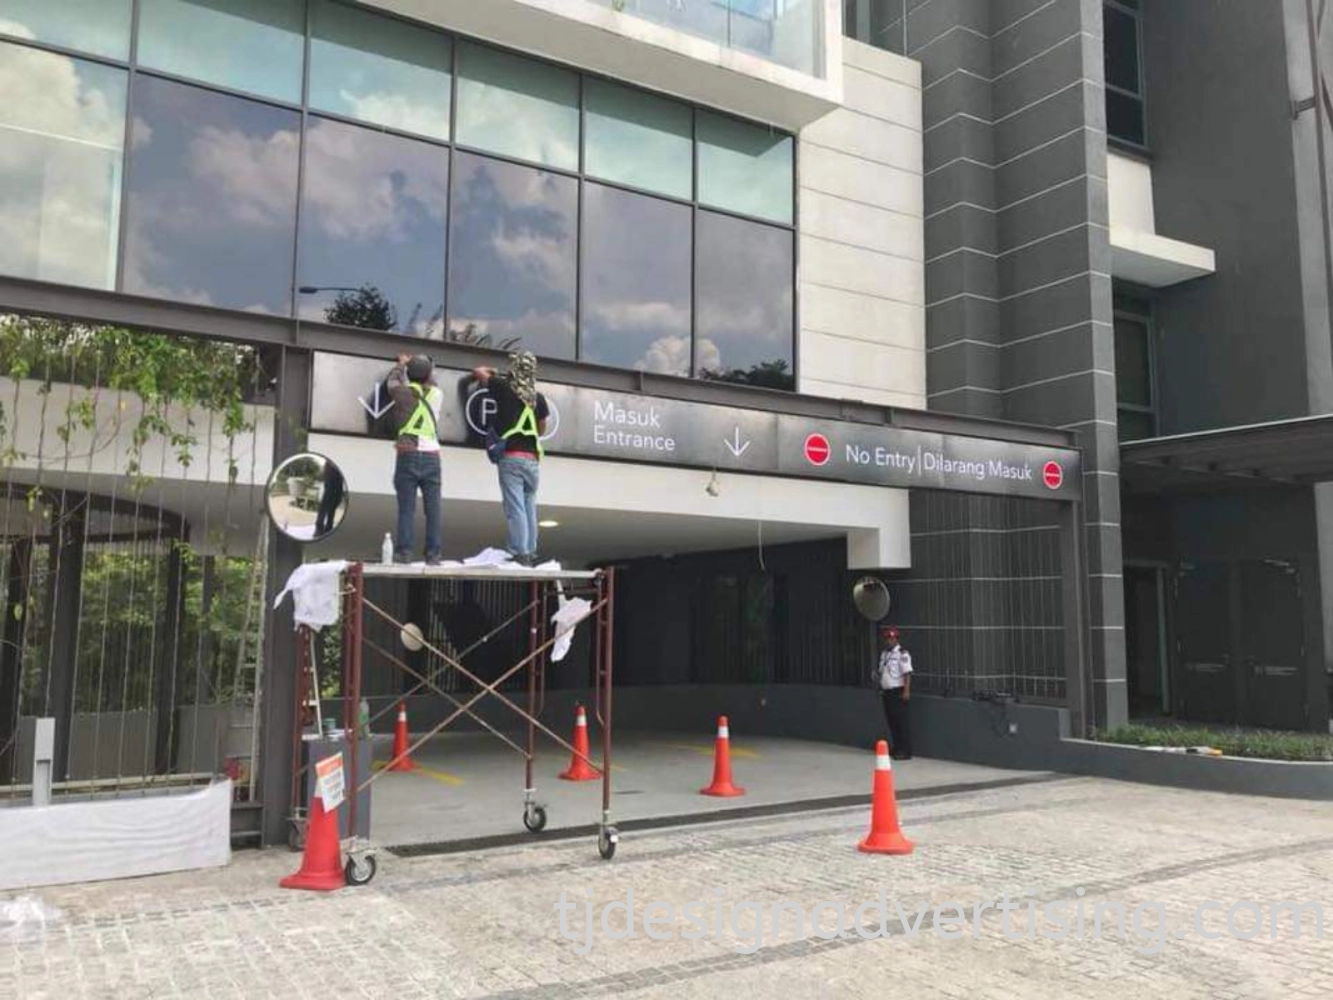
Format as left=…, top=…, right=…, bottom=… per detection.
left=381, top=532, right=394, bottom=565
left=359, top=698, right=371, bottom=739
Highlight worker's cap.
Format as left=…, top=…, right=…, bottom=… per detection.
left=880, top=625, right=900, bottom=639
left=406, top=354, right=433, bottom=381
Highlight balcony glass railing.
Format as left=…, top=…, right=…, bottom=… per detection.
left=592, top=0, right=824, bottom=78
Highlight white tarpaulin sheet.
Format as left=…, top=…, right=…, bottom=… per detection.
left=0, top=780, right=232, bottom=892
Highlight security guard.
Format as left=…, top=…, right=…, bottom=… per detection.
left=876, top=625, right=913, bottom=760
left=386, top=353, right=444, bottom=564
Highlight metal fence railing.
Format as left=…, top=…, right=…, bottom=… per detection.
left=1, top=315, right=274, bottom=803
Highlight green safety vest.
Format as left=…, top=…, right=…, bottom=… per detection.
left=399, top=383, right=438, bottom=441
left=500, top=404, right=543, bottom=457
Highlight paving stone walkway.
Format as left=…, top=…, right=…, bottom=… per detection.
left=4, top=776, right=1331, bottom=998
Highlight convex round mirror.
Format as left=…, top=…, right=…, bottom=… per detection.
left=853, top=577, right=891, bottom=622
left=266, top=452, right=349, bottom=543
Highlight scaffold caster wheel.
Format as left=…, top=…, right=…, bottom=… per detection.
left=598, top=827, right=619, bottom=861
left=523, top=804, right=548, bottom=833
left=345, top=853, right=377, bottom=887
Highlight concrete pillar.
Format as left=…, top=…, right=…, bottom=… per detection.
left=260, top=347, right=312, bottom=847
left=1312, top=483, right=1333, bottom=730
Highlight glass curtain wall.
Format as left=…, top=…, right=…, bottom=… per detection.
left=0, top=0, right=798, bottom=389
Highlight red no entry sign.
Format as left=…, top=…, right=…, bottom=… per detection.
left=804, top=433, right=831, bottom=466
left=1043, top=461, right=1064, bottom=490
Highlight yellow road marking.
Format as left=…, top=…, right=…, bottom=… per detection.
left=373, top=760, right=465, bottom=786
left=659, top=742, right=760, bottom=760
left=413, top=764, right=466, bottom=786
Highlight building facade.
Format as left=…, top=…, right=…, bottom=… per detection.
left=847, top=0, right=1333, bottom=732
left=6, top=0, right=1324, bottom=844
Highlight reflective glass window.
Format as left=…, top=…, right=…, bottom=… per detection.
left=309, top=0, right=452, bottom=141
left=455, top=43, right=578, bottom=170
left=124, top=76, right=299, bottom=314
left=1106, top=90, right=1145, bottom=147
left=695, top=212, right=794, bottom=389
left=1117, top=409, right=1154, bottom=443
left=584, top=79, right=692, bottom=200
left=138, top=0, right=305, bottom=104
left=697, top=111, right=793, bottom=224
left=1104, top=5, right=1141, bottom=95
left=0, top=43, right=127, bottom=289
left=1103, top=2, right=1146, bottom=146
left=298, top=118, right=449, bottom=336
left=1114, top=316, right=1152, bottom=407
left=0, top=0, right=132, bottom=60
left=581, top=184, right=691, bottom=375
left=446, top=152, right=577, bottom=359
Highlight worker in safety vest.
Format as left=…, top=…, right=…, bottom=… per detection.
left=471, top=352, right=549, bottom=566
left=386, top=353, right=445, bottom=564
left=876, top=625, right=913, bottom=760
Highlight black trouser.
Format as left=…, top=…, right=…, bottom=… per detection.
left=314, top=479, right=343, bottom=537
left=880, top=688, right=912, bottom=758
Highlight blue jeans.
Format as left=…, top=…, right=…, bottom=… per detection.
left=497, top=456, right=540, bottom=556
left=394, top=450, right=441, bottom=560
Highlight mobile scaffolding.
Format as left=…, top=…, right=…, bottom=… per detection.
left=288, top=561, right=617, bottom=879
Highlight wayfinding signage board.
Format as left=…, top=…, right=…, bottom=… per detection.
left=310, top=353, right=1081, bottom=500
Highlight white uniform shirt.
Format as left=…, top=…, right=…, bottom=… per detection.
left=878, top=645, right=912, bottom=690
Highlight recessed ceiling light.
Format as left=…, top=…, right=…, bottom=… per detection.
left=538, top=519, right=560, bottom=528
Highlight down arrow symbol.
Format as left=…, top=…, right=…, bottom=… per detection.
left=358, top=383, right=394, bottom=420
left=724, top=427, right=751, bottom=458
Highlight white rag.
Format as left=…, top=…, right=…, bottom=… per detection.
left=272, top=560, right=349, bottom=630
left=464, top=547, right=516, bottom=567
left=550, top=594, right=593, bottom=662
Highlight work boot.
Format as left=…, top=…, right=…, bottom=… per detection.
left=425, top=555, right=442, bottom=567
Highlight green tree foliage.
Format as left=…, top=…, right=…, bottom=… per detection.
left=0, top=314, right=260, bottom=487
left=324, top=285, right=397, bottom=332
left=699, top=359, right=794, bottom=391
left=445, top=321, right=521, bottom=352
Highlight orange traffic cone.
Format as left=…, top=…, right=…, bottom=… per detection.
left=700, top=716, right=745, bottom=797
left=559, top=704, right=599, bottom=781
left=858, top=740, right=914, bottom=855
left=280, top=792, right=346, bottom=891
left=388, top=702, right=416, bottom=772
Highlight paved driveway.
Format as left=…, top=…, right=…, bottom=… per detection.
left=4, top=776, right=1331, bottom=998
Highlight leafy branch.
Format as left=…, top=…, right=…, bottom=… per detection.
left=0, top=315, right=259, bottom=493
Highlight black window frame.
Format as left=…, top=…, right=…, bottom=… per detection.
left=1103, top=0, right=1148, bottom=152
left=1113, top=293, right=1157, bottom=442
left=842, top=0, right=906, bottom=57
left=0, top=0, right=801, bottom=390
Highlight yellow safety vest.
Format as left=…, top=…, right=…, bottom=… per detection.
left=500, top=404, right=543, bottom=457
left=399, top=383, right=438, bottom=441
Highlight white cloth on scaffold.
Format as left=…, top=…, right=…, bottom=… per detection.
left=550, top=594, right=592, bottom=662
left=464, top=547, right=515, bottom=567
left=272, top=560, right=349, bottom=630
